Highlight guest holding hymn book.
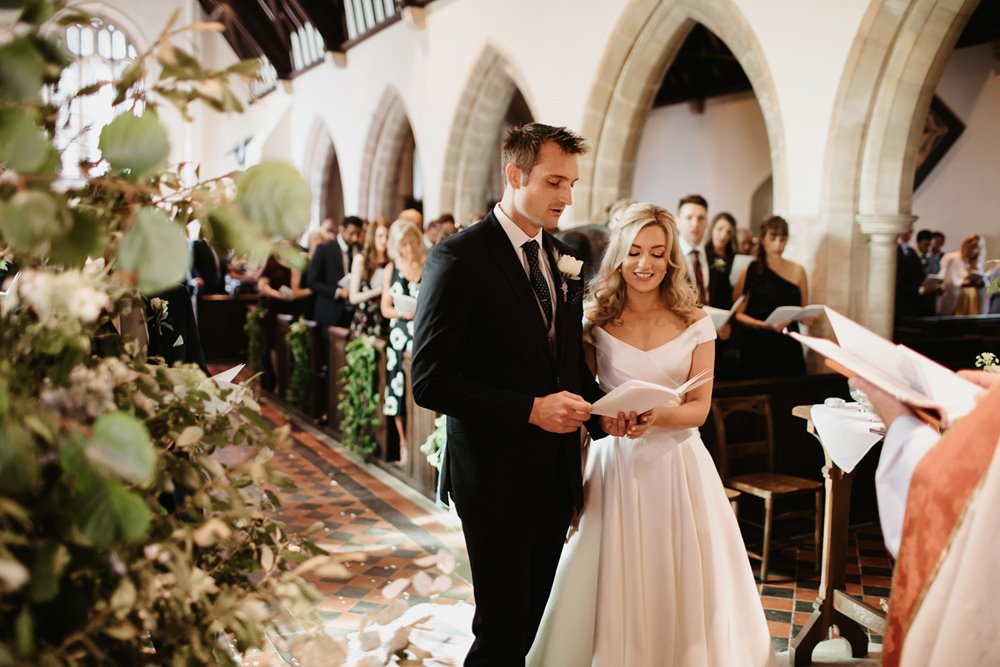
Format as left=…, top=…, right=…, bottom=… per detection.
left=380, top=219, right=425, bottom=463
left=349, top=217, right=391, bottom=339
left=937, top=234, right=988, bottom=316
left=733, top=215, right=812, bottom=378
left=257, top=255, right=308, bottom=393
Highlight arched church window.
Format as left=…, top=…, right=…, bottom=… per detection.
left=54, top=18, right=141, bottom=179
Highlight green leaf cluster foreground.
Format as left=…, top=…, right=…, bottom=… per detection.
left=337, top=336, right=382, bottom=461
left=0, top=2, right=404, bottom=665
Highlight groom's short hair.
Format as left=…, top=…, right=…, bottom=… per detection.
left=502, top=123, right=588, bottom=184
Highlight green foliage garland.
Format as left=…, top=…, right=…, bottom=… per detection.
left=337, top=336, right=381, bottom=460
left=244, top=305, right=266, bottom=372
left=285, top=318, right=312, bottom=409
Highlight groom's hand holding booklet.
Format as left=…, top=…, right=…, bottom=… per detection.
left=787, top=307, right=982, bottom=429
left=591, top=368, right=714, bottom=418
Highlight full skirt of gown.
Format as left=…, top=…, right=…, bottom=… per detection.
left=527, top=317, right=775, bottom=666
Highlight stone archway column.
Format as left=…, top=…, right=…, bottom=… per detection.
left=856, top=213, right=917, bottom=337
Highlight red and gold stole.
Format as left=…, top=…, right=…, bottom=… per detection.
left=882, top=384, right=1000, bottom=666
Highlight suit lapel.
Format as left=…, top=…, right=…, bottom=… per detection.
left=544, top=233, right=572, bottom=368
left=483, top=215, right=554, bottom=363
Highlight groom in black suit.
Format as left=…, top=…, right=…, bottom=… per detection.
left=412, top=124, right=630, bottom=665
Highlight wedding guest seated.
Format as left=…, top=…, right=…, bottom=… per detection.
left=938, top=234, right=987, bottom=316
left=349, top=216, right=391, bottom=339
left=733, top=215, right=812, bottom=378
left=380, top=219, right=425, bottom=463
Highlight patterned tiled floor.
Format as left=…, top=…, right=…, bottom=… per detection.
left=242, top=388, right=892, bottom=662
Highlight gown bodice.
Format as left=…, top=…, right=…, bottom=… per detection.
left=592, top=315, right=716, bottom=394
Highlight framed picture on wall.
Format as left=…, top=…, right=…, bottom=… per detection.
left=914, top=95, right=965, bottom=189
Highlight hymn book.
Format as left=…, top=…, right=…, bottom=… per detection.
left=788, top=307, right=981, bottom=429
left=591, top=369, right=714, bottom=417
left=392, top=293, right=417, bottom=315
left=763, top=304, right=825, bottom=326
left=703, top=295, right=745, bottom=330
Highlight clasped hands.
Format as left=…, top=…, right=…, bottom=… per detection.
left=529, top=391, right=650, bottom=438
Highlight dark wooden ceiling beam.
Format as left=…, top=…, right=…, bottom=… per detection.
left=198, top=0, right=294, bottom=77
left=296, top=0, right=348, bottom=52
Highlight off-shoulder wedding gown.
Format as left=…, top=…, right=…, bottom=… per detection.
left=527, top=315, right=776, bottom=666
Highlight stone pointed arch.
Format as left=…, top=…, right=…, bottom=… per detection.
left=358, top=87, right=416, bottom=220
left=440, top=44, right=535, bottom=225
left=303, top=117, right=344, bottom=231
left=574, top=0, right=786, bottom=226
left=820, top=0, right=978, bottom=334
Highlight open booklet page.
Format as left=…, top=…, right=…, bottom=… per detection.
left=763, top=304, right=825, bottom=326
left=703, top=295, right=745, bottom=330
left=729, top=254, right=754, bottom=285
left=790, top=307, right=981, bottom=426
left=592, top=369, right=713, bottom=417
left=393, top=294, right=417, bottom=315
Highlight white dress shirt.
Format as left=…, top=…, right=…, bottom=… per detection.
left=337, top=235, right=351, bottom=274
left=678, top=236, right=709, bottom=293
left=875, top=415, right=939, bottom=558
left=494, top=204, right=556, bottom=337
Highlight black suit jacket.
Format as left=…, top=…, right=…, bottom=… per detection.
left=895, top=244, right=926, bottom=319
left=145, top=284, right=207, bottom=373
left=190, top=239, right=226, bottom=295
left=411, top=212, right=604, bottom=513
left=307, top=238, right=351, bottom=328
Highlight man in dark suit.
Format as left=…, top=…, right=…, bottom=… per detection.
left=189, top=238, right=226, bottom=296
left=895, top=230, right=928, bottom=319
left=306, top=215, right=362, bottom=331
left=412, top=124, right=631, bottom=666
left=145, top=283, right=207, bottom=373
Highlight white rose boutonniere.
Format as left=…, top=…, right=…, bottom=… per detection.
left=553, top=249, right=584, bottom=302
left=148, top=297, right=173, bottom=335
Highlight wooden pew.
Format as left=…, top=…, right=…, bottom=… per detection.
left=196, top=294, right=258, bottom=363
left=326, top=326, right=351, bottom=437
left=274, top=314, right=293, bottom=400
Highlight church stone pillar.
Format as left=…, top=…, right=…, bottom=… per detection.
left=856, top=213, right=918, bottom=338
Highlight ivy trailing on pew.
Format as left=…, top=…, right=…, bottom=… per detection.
left=244, top=305, right=266, bottom=372
left=286, top=317, right=312, bottom=409
left=338, top=336, right=381, bottom=460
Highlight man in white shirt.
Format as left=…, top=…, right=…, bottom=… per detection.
left=677, top=194, right=710, bottom=306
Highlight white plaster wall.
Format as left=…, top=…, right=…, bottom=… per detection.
left=631, top=93, right=771, bottom=228
left=912, top=43, right=1000, bottom=258
left=194, top=0, right=870, bottom=225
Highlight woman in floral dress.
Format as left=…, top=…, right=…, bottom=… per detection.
left=380, top=218, right=425, bottom=463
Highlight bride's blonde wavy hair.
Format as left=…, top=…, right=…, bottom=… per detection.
left=585, top=202, right=700, bottom=333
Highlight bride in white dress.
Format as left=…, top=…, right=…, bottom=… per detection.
left=527, top=203, right=775, bottom=666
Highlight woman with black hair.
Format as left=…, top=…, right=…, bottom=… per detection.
left=733, top=215, right=811, bottom=379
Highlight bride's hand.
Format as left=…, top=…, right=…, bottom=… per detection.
left=626, top=410, right=653, bottom=439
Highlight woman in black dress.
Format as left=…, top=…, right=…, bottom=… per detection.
left=705, top=212, right=738, bottom=310
left=380, top=219, right=425, bottom=463
left=257, top=255, right=310, bottom=393
left=733, top=216, right=812, bottom=379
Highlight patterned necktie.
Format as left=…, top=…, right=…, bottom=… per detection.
left=689, top=249, right=707, bottom=304
left=522, top=240, right=553, bottom=329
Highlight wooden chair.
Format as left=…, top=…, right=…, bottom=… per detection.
left=711, top=394, right=822, bottom=582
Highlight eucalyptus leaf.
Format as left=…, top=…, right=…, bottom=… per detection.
left=86, top=412, right=156, bottom=487
left=227, top=59, right=263, bottom=77
left=18, top=0, right=54, bottom=24
left=0, top=425, right=39, bottom=495
left=117, top=207, right=188, bottom=293
left=0, top=190, right=71, bottom=252
left=74, top=478, right=151, bottom=548
left=0, top=37, right=45, bottom=102
left=29, top=541, right=70, bottom=602
left=235, top=161, right=310, bottom=240
left=99, top=110, right=169, bottom=179
left=0, top=107, right=50, bottom=172
left=49, top=208, right=107, bottom=267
